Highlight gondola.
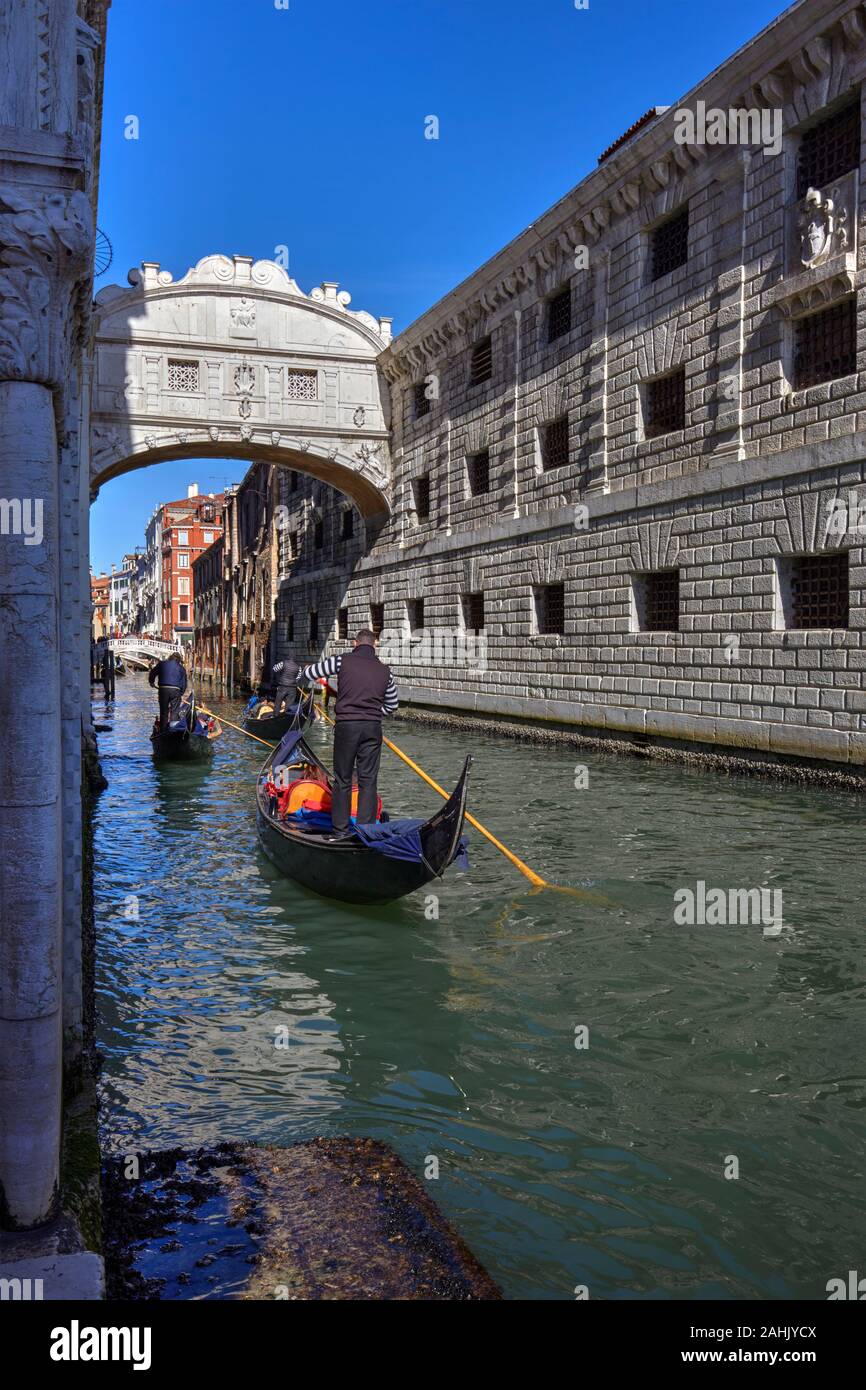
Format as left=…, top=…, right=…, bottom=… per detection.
left=242, top=691, right=315, bottom=743
left=150, top=701, right=222, bottom=761
left=255, top=726, right=471, bottom=904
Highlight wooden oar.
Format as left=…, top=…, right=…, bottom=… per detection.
left=315, top=704, right=592, bottom=897
left=198, top=705, right=276, bottom=749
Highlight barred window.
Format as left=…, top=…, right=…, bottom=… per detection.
left=286, top=613, right=294, bottom=642
left=468, top=449, right=490, bottom=496
left=462, top=591, right=485, bottom=631
left=542, top=416, right=570, bottom=470
left=370, top=602, right=384, bottom=638
left=414, top=474, right=431, bottom=520
left=788, top=552, right=849, bottom=628
left=548, top=287, right=572, bottom=342
left=414, top=381, right=431, bottom=419
left=308, top=610, right=318, bottom=644
left=167, top=359, right=199, bottom=392
left=340, top=507, right=354, bottom=540
left=793, top=298, right=856, bottom=389
left=338, top=606, right=349, bottom=639
left=313, top=518, right=323, bottom=549
left=651, top=206, right=689, bottom=281
left=408, top=597, right=425, bottom=630
left=536, top=582, right=565, bottom=636
left=640, top=570, right=680, bottom=632
left=289, top=471, right=299, bottom=493
left=470, top=336, right=493, bottom=386
left=645, top=369, right=686, bottom=438
left=286, top=369, right=317, bottom=401
left=797, top=101, right=861, bottom=197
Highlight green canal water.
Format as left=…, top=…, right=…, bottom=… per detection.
left=93, top=673, right=866, bottom=1300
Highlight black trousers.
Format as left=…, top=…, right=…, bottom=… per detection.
left=158, top=685, right=183, bottom=731
left=273, top=683, right=295, bottom=716
left=332, top=720, right=382, bottom=830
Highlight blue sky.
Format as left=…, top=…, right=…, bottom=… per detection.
left=91, top=0, right=789, bottom=573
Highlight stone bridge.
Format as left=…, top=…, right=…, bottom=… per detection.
left=89, top=254, right=394, bottom=518
left=109, top=636, right=174, bottom=664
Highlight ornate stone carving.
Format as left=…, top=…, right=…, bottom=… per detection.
left=208, top=426, right=220, bottom=441
left=0, top=187, right=93, bottom=385
left=798, top=186, right=849, bottom=269
left=230, top=297, right=256, bottom=332
left=353, top=407, right=366, bottom=427
left=234, top=360, right=255, bottom=419
left=270, top=431, right=281, bottom=446
left=240, top=424, right=253, bottom=441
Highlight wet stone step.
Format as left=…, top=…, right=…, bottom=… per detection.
left=103, top=1139, right=500, bottom=1301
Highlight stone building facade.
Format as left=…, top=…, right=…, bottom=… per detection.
left=193, top=467, right=281, bottom=690
left=264, top=0, right=866, bottom=770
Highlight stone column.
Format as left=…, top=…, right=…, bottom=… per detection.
left=0, top=383, right=64, bottom=1227
left=0, top=16, right=94, bottom=1217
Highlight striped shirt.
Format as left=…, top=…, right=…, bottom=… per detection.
left=304, top=653, right=399, bottom=716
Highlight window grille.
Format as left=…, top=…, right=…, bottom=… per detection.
left=341, top=508, right=354, bottom=540
left=408, top=598, right=425, bottom=630
left=414, top=475, right=431, bottom=520
left=167, top=359, right=199, bottom=392
left=286, top=369, right=317, bottom=401
left=338, top=607, right=349, bottom=639
left=548, top=287, right=572, bottom=342
left=643, top=570, right=680, bottom=631
left=543, top=416, right=570, bottom=470
left=797, top=102, right=861, bottom=197
left=651, top=206, right=689, bottom=281
left=789, top=552, right=849, bottom=628
left=645, top=370, right=686, bottom=437
left=470, top=336, right=492, bottom=386
left=370, top=603, right=384, bottom=638
left=414, top=381, right=431, bottom=419
left=308, top=610, right=318, bottom=643
left=463, top=592, right=485, bottom=631
left=468, top=449, right=490, bottom=496
left=537, top=582, right=565, bottom=635
left=793, top=298, right=856, bottom=389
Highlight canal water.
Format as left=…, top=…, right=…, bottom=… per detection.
left=93, top=673, right=866, bottom=1300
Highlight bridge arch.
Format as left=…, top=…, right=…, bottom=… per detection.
left=89, top=254, right=394, bottom=517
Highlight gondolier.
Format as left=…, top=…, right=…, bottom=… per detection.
left=266, top=654, right=301, bottom=717
left=302, top=629, right=398, bottom=836
left=148, top=650, right=188, bottom=731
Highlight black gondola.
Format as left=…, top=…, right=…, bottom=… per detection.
left=242, top=692, right=315, bottom=743
left=150, top=702, right=222, bottom=761
left=255, top=728, right=471, bottom=904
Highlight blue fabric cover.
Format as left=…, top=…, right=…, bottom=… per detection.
left=273, top=727, right=308, bottom=764
left=354, top=818, right=469, bottom=869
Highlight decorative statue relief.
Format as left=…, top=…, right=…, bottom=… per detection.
left=799, top=187, right=848, bottom=269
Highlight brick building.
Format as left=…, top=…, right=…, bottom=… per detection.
left=90, top=572, right=109, bottom=642
left=257, top=0, right=866, bottom=771
left=157, top=486, right=225, bottom=644
left=193, top=468, right=281, bottom=690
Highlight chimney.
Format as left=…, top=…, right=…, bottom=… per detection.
left=188, top=482, right=199, bottom=498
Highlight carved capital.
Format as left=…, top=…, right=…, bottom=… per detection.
left=0, top=186, right=94, bottom=387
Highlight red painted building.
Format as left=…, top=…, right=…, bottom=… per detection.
left=158, top=488, right=226, bottom=642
